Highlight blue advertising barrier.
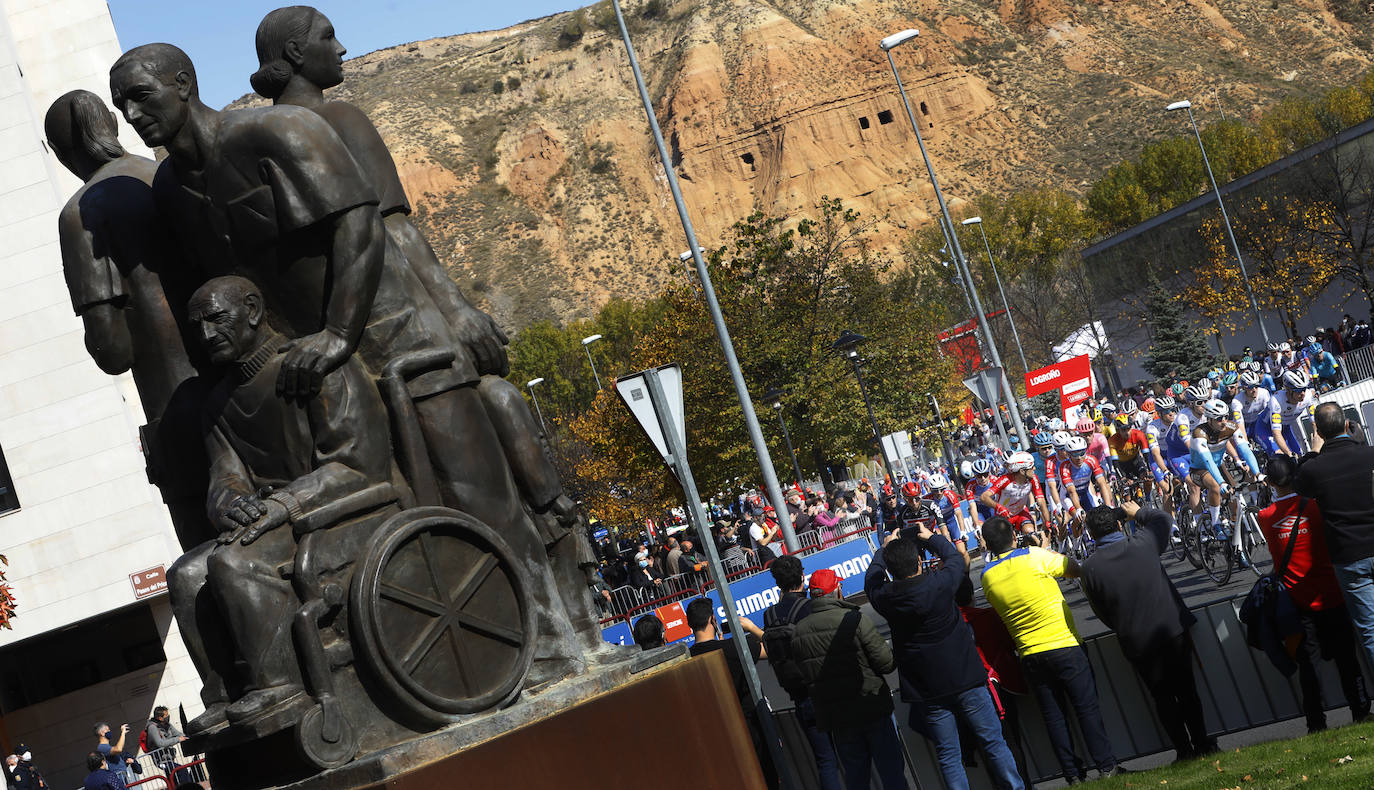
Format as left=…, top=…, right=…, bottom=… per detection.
left=601, top=535, right=877, bottom=647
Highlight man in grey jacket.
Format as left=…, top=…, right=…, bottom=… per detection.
left=792, top=569, right=907, bottom=790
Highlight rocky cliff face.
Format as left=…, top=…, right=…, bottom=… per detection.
left=300, top=0, right=1370, bottom=329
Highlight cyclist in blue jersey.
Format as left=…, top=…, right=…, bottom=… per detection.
left=1237, top=370, right=1275, bottom=454
left=963, top=458, right=997, bottom=522
left=1307, top=337, right=1342, bottom=391
left=1058, top=435, right=1115, bottom=521
left=925, top=472, right=974, bottom=547
left=1145, top=396, right=1182, bottom=500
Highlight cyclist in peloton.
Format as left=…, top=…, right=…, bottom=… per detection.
left=1189, top=398, right=1236, bottom=537
left=1107, top=408, right=1154, bottom=498
left=964, top=458, right=999, bottom=523
left=1238, top=370, right=1275, bottom=455
left=1220, top=371, right=1263, bottom=478
left=1077, top=418, right=1111, bottom=473
left=1268, top=369, right=1316, bottom=457
left=1059, top=435, right=1116, bottom=523
left=926, top=472, right=974, bottom=549
left=979, top=451, right=1051, bottom=548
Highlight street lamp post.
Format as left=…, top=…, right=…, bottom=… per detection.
left=762, top=386, right=805, bottom=487
left=832, top=331, right=900, bottom=487
left=882, top=29, right=1029, bottom=448
left=609, top=0, right=800, bottom=555
left=962, top=216, right=1029, bottom=374
left=526, top=377, right=547, bottom=433
left=581, top=333, right=604, bottom=390
left=1166, top=99, right=1273, bottom=347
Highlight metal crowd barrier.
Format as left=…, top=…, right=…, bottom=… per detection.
left=119, top=745, right=208, bottom=790
left=772, top=593, right=1357, bottom=789
left=1340, top=343, right=1374, bottom=385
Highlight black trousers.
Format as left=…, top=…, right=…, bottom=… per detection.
left=1132, top=631, right=1213, bottom=758
left=1296, top=605, right=1370, bottom=732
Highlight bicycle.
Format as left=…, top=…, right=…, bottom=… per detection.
left=1193, top=469, right=1270, bottom=585
left=1169, top=478, right=1203, bottom=569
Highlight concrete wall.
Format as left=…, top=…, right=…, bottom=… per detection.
left=0, top=0, right=202, bottom=781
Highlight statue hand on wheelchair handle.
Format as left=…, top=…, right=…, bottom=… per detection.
left=278, top=328, right=350, bottom=401
left=450, top=305, right=509, bottom=377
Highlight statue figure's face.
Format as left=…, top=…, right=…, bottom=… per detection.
left=189, top=289, right=260, bottom=365
left=299, top=12, right=346, bottom=90
left=110, top=62, right=188, bottom=147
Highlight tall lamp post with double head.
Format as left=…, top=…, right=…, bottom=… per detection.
left=832, top=331, right=900, bottom=487
left=526, top=377, right=547, bottom=433
left=1166, top=99, right=1273, bottom=347
left=581, top=333, right=604, bottom=390
left=762, top=386, right=805, bottom=487
left=961, top=216, right=1028, bottom=374
left=881, top=28, right=1028, bottom=448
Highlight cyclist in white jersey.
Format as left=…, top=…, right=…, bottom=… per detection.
left=1145, top=395, right=1183, bottom=500
left=1238, top=371, right=1274, bottom=453
left=1189, top=398, right=1235, bottom=530
left=1267, top=369, right=1316, bottom=457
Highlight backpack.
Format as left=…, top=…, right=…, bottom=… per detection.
left=761, top=596, right=810, bottom=696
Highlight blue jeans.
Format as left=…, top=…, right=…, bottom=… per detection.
left=923, top=685, right=1025, bottom=790
left=1021, top=646, right=1118, bottom=779
left=1332, top=557, right=1374, bottom=671
left=830, top=715, right=908, bottom=790
left=797, top=698, right=843, bottom=790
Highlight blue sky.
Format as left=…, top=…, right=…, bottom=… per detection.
left=108, top=1, right=584, bottom=108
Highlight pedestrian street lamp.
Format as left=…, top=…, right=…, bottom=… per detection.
left=762, top=386, right=805, bottom=487
left=1165, top=99, right=1273, bottom=347
left=526, top=377, right=547, bottom=433
left=961, top=217, right=1029, bottom=374
left=881, top=29, right=1028, bottom=448
left=831, top=331, right=899, bottom=487
left=581, top=334, right=604, bottom=390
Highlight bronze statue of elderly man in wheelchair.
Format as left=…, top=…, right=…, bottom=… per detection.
left=169, top=276, right=603, bottom=783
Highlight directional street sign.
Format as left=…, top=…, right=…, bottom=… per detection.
left=962, top=366, right=1004, bottom=407
left=615, top=364, right=685, bottom=469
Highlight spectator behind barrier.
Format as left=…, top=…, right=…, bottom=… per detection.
left=632, top=614, right=665, bottom=650
left=1260, top=455, right=1370, bottom=732
left=1079, top=503, right=1215, bottom=760
left=1295, top=402, right=1374, bottom=672
left=866, top=527, right=1023, bottom=790
left=685, top=599, right=775, bottom=788
left=761, top=556, right=840, bottom=789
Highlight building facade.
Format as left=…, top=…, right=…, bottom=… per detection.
left=0, top=1, right=201, bottom=786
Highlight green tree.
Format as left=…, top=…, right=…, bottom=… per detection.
left=1142, top=277, right=1214, bottom=382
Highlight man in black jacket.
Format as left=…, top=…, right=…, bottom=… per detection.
left=865, top=524, right=1024, bottom=790
left=762, top=556, right=841, bottom=790
left=1079, top=503, right=1215, bottom=761
left=1296, top=402, right=1374, bottom=668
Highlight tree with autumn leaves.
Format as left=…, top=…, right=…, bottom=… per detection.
left=510, top=199, right=954, bottom=524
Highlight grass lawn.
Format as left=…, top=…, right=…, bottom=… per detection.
left=1096, top=719, right=1374, bottom=789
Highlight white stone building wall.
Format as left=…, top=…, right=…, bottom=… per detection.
left=0, top=1, right=202, bottom=786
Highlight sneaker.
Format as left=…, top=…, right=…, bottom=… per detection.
left=1102, top=765, right=1136, bottom=777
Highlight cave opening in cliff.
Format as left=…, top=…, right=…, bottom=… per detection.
left=919, top=102, right=929, bottom=116
left=878, top=110, right=894, bottom=124
left=740, top=152, right=756, bottom=171
left=858, top=116, right=870, bottom=130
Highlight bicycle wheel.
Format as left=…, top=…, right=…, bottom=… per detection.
left=1240, top=507, right=1270, bottom=578
left=1177, top=503, right=1203, bottom=569
left=1196, top=514, right=1233, bottom=585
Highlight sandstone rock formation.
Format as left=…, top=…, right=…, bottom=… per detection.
left=263, top=0, right=1371, bottom=329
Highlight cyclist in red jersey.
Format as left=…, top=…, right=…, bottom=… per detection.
left=980, top=452, right=1050, bottom=547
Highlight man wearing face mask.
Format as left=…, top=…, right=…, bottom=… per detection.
left=5, top=746, right=42, bottom=790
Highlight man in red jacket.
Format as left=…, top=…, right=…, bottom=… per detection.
left=1260, top=455, right=1369, bottom=732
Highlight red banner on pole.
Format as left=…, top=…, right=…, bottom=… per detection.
left=1024, top=355, right=1092, bottom=398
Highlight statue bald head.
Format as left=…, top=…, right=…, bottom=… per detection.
left=189, top=276, right=266, bottom=365
left=44, top=90, right=125, bottom=180
left=110, top=43, right=198, bottom=147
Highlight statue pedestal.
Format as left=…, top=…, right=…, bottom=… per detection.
left=216, top=647, right=765, bottom=789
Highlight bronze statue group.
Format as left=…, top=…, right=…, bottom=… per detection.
left=46, top=6, right=614, bottom=780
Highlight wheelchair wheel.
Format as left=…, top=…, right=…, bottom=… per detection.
left=351, top=507, right=535, bottom=724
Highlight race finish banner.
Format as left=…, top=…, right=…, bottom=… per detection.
left=1024, top=354, right=1093, bottom=416
left=600, top=535, right=877, bottom=647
